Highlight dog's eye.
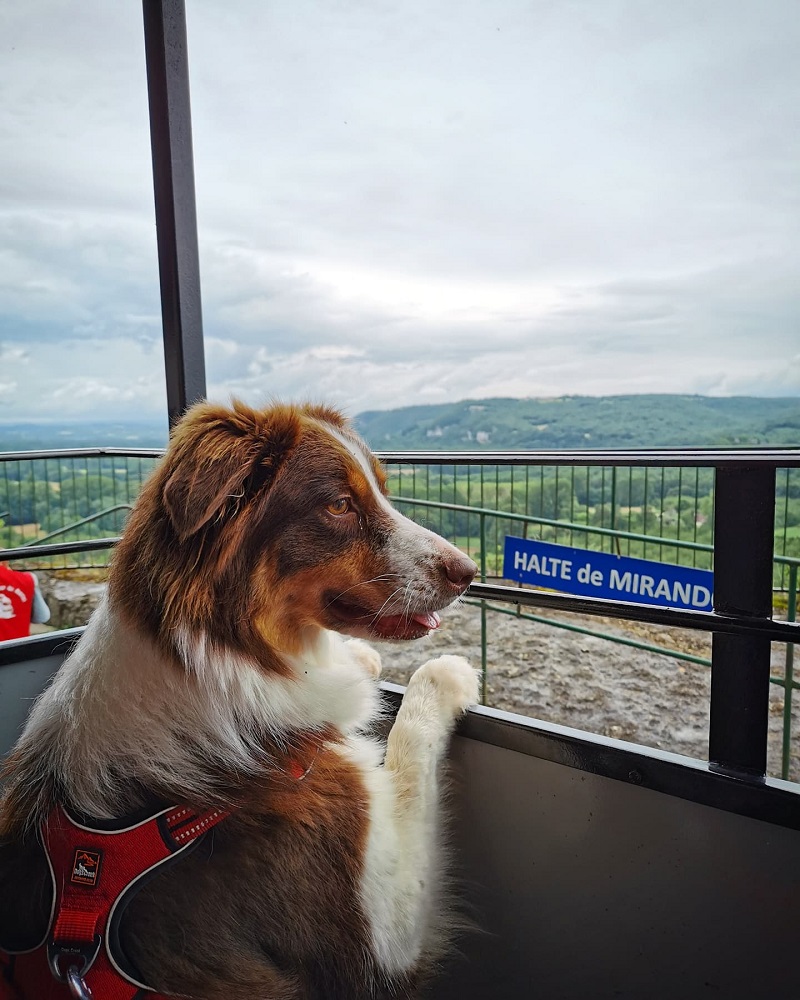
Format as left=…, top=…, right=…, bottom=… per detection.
left=326, top=497, right=352, bottom=516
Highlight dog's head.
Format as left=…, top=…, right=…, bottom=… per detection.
left=111, top=401, right=476, bottom=665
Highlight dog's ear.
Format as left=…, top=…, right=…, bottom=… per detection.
left=162, top=402, right=301, bottom=542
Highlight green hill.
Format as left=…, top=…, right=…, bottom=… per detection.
left=1, top=396, right=798, bottom=454
left=354, top=395, right=800, bottom=451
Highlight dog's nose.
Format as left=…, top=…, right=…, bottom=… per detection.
left=443, top=552, right=477, bottom=592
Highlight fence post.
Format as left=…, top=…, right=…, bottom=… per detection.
left=782, top=562, right=798, bottom=780
left=709, top=466, right=776, bottom=776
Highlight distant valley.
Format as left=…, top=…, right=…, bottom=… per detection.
left=0, top=420, right=169, bottom=452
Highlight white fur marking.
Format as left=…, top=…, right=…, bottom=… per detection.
left=357, top=655, right=479, bottom=973
left=17, top=596, right=381, bottom=818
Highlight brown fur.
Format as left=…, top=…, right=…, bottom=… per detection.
left=0, top=399, right=477, bottom=1000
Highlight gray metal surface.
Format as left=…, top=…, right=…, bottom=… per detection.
left=709, top=466, right=776, bottom=774
left=437, top=736, right=800, bottom=999
left=0, top=651, right=62, bottom=758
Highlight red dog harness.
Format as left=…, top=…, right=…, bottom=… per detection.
left=0, top=804, right=228, bottom=999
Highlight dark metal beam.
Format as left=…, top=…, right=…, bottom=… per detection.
left=469, top=582, right=800, bottom=645
left=709, top=466, right=777, bottom=777
left=142, top=0, right=206, bottom=428
left=3, top=447, right=800, bottom=467
left=377, top=449, right=800, bottom=468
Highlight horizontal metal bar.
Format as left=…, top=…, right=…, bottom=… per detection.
left=0, top=448, right=163, bottom=462
left=2, top=537, right=798, bottom=643
left=0, top=538, right=119, bottom=561
left=379, top=448, right=800, bottom=468
left=0, top=537, right=800, bottom=643
left=469, top=582, right=800, bottom=644
left=471, top=598, right=800, bottom=689
left=0, top=628, right=85, bottom=665
left=4, top=539, right=796, bottom=641
left=2, top=446, right=800, bottom=467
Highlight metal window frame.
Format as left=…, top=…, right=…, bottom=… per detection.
left=143, top=0, right=207, bottom=428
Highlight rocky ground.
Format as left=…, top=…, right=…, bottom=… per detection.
left=34, top=572, right=107, bottom=631
left=374, top=600, right=799, bottom=783
left=32, top=573, right=799, bottom=782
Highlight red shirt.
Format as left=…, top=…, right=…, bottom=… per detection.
left=0, top=565, right=36, bottom=641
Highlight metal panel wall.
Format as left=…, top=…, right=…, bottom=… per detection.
left=0, top=652, right=65, bottom=757
left=437, top=734, right=800, bottom=1000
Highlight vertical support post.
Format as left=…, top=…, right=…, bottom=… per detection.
left=610, top=465, right=619, bottom=554
left=709, top=466, right=776, bottom=776
left=142, top=0, right=206, bottom=429
left=781, top=563, right=797, bottom=780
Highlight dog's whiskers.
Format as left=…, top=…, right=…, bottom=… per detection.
left=320, top=574, right=405, bottom=613
left=365, top=587, right=407, bottom=626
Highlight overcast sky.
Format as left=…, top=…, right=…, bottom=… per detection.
left=1, top=0, right=799, bottom=423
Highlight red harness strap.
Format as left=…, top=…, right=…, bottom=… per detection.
left=1, top=804, right=228, bottom=1000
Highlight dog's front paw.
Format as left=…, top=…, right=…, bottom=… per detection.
left=409, top=655, right=479, bottom=717
left=345, top=638, right=382, bottom=679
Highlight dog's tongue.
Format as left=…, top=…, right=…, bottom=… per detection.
left=412, top=611, right=441, bottom=631
left=377, top=610, right=441, bottom=636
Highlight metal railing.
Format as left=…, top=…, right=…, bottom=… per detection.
left=2, top=446, right=800, bottom=782
left=390, top=493, right=799, bottom=779
left=382, top=449, right=800, bottom=783
left=0, top=449, right=159, bottom=568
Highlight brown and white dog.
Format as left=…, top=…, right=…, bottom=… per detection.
left=0, top=401, right=478, bottom=1000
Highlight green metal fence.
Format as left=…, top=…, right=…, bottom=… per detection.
left=1, top=450, right=798, bottom=776
left=0, top=451, right=158, bottom=567
left=387, top=462, right=800, bottom=584
left=390, top=493, right=799, bottom=780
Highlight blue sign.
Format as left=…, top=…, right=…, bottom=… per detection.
left=503, top=536, right=714, bottom=611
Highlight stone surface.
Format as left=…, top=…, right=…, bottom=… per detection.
left=35, top=573, right=106, bottom=631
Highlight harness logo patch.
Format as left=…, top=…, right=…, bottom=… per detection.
left=71, top=848, right=102, bottom=887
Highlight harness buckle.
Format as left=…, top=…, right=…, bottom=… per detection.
left=66, top=965, right=94, bottom=999
left=47, top=937, right=100, bottom=996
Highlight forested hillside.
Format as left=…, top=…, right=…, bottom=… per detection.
left=354, top=395, right=800, bottom=451
left=2, top=395, right=798, bottom=453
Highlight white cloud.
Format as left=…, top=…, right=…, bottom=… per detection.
left=0, top=345, right=28, bottom=365
left=0, top=0, right=798, bottom=422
